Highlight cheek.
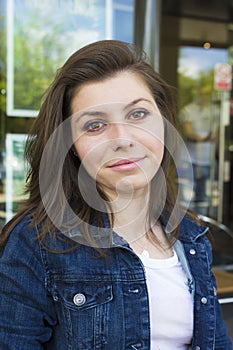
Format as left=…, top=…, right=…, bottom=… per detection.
left=74, top=137, right=101, bottom=161
left=155, top=142, right=165, bottom=163
left=147, top=140, right=164, bottom=165
left=74, top=139, right=103, bottom=177
left=74, top=140, right=87, bottom=161
left=140, top=125, right=165, bottom=160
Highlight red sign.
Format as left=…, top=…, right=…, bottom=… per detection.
left=214, top=63, right=232, bottom=91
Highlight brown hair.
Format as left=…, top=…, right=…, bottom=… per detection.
left=0, top=40, right=180, bottom=250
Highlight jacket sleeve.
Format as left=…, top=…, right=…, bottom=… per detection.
left=214, top=293, right=233, bottom=350
left=0, top=220, right=57, bottom=349
left=206, top=233, right=233, bottom=350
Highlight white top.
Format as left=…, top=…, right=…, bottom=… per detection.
left=137, top=250, right=193, bottom=350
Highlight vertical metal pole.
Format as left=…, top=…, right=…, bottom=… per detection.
left=133, top=0, right=161, bottom=70
left=143, top=0, right=161, bottom=71
left=208, top=95, right=219, bottom=218
left=105, top=0, right=113, bottom=39
left=133, top=0, right=146, bottom=49
left=217, top=91, right=230, bottom=222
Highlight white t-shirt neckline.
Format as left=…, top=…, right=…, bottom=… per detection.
left=138, top=249, right=178, bottom=269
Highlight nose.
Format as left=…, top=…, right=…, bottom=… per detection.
left=109, top=123, right=133, bottom=151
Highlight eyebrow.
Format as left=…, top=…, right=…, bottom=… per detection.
left=123, top=98, right=154, bottom=110
left=76, top=98, right=154, bottom=121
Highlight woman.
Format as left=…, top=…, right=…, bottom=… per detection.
left=0, top=40, right=232, bottom=349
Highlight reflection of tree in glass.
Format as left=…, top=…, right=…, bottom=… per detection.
left=13, top=0, right=106, bottom=111
left=178, top=68, right=215, bottom=111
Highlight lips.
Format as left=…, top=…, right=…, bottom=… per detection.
left=108, top=158, right=144, bottom=167
left=106, top=157, right=146, bottom=172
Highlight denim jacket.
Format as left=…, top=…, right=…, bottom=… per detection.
left=0, top=214, right=232, bottom=350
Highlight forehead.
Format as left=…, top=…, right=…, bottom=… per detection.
left=71, top=71, right=154, bottom=114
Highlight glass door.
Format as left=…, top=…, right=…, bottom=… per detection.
left=177, top=45, right=231, bottom=223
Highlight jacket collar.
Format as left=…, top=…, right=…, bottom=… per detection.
left=65, top=213, right=209, bottom=246
left=179, top=215, right=209, bottom=243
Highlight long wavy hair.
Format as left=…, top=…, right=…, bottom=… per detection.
left=0, top=40, right=180, bottom=251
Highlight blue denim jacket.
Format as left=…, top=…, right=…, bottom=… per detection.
left=0, top=215, right=232, bottom=350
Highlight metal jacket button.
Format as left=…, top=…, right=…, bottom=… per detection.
left=201, top=297, right=207, bottom=304
left=189, top=248, right=196, bottom=255
left=73, top=293, right=86, bottom=306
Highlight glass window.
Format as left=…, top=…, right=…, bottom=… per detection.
left=178, top=45, right=233, bottom=315
left=7, top=0, right=135, bottom=117
left=1, top=0, right=135, bottom=223
left=177, top=46, right=228, bottom=219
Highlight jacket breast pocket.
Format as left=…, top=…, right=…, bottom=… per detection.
left=53, top=280, right=113, bottom=350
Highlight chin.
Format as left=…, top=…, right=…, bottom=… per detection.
left=115, top=178, right=151, bottom=194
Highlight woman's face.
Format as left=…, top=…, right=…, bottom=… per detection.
left=71, top=71, right=164, bottom=199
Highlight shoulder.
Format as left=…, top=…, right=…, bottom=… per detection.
left=178, top=214, right=213, bottom=263
left=7, top=214, right=37, bottom=241
left=0, top=214, right=40, bottom=260
left=179, top=214, right=209, bottom=243
left=0, top=214, right=50, bottom=296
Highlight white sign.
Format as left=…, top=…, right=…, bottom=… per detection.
left=214, top=63, right=232, bottom=91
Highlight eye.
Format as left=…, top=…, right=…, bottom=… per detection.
left=129, top=109, right=149, bottom=120
left=84, top=120, right=107, bottom=133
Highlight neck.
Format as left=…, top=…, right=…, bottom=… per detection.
left=109, top=188, right=152, bottom=242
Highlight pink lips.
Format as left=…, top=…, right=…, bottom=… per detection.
left=108, top=158, right=144, bottom=172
